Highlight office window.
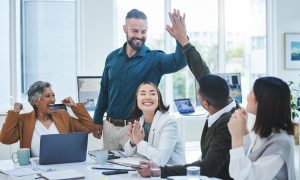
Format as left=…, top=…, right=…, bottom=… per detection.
left=0, top=0, right=11, bottom=113
left=172, top=0, right=218, bottom=105
left=225, top=0, right=266, bottom=100
left=21, top=0, right=77, bottom=103
left=114, top=0, right=266, bottom=108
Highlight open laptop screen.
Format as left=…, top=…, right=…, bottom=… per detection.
left=174, top=98, right=195, bottom=114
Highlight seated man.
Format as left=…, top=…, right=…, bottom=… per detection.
left=136, top=75, right=239, bottom=180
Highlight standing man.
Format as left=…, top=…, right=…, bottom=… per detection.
left=93, top=9, right=187, bottom=150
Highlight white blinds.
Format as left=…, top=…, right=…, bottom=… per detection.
left=0, top=0, right=11, bottom=113
left=22, top=0, right=77, bottom=102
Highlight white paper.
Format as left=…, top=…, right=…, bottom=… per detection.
left=1, top=165, right=55, bottom=177
left=37, top=169, right=84, bottom=180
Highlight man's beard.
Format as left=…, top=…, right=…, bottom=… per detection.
left=127, top=36, right=146, bottom=51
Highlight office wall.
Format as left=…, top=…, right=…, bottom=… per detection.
left=276, top=0, right=300, bottom=83
left=80, top=0, right=115, bottom=76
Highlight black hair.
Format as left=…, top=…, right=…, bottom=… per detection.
left=252, top=76, right=294, bottom=138
left=198, top=74, right=230, bottom=109
left=125, top=9, right=147, bottom=20
left=131, top=82, right=169, bottom=118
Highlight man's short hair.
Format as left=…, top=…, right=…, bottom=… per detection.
left=198, top=74, right=230, bottom=109
left=125, top=9, right=147, bottom=20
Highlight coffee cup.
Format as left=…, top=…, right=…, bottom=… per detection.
left=12, top=148, right=30, bottom=166
left=88, top=150, right=108, bottom=164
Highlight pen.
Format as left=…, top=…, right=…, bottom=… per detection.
left=91, top=167, right=135, bottom=171
left=117, top=151, right=128, bottom=158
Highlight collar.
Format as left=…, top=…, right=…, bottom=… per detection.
left=207, top=100, right=236, bottom=127
left=118, top=42, right=148, bottom=58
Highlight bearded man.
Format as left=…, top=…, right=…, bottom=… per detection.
left=92, top=9, right=188, bottom=150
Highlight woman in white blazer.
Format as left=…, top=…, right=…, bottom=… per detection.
left=124, top=82, right=186, bottom=166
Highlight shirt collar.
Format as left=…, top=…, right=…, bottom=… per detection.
left=118, top=42, right=148, bottom=58
left=207, top=100, right=236, bottom=127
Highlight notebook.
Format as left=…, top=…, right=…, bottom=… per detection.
left=174, top=98, right=202, bottom=116
left=39, top=132, right=88, bottom=165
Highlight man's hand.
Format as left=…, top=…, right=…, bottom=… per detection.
left=165, top=9, right=189, bottom=46
left=133, top=161, right=151, bottom=177
left=93, top=124, right=103, bottom=139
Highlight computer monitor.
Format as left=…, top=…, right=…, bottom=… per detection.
left=77, top=76, right=101, bottom=111
left=217, top=73, right=242, bottom=103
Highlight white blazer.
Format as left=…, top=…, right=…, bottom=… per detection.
left=124, top=110, right=186, bottom=166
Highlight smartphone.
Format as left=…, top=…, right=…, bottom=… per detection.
left=53, top=104, right=67, bottom=111
left=102, top=170, right=128, bottom=175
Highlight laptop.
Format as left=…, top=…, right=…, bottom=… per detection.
left=174, top=98, right=203, bottom=116
left=38, top=132, right=88, bottom=165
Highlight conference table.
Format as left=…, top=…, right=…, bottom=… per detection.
left=0, top=154, right=219, bottom=180
left=0, top=157, right=148, bottom=180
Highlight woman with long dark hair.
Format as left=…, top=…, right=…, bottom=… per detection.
left=124, top=82, right=185, bottom=166
left=228, top=77, right=295, bottom=180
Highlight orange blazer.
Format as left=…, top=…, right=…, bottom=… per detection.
left=0, top=103, right=95, bottom=148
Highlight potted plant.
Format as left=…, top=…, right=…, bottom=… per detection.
left=288, top=81, right=300, bottom=145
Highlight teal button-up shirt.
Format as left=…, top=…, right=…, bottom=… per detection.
left=93, top=41, right=187, bottom=124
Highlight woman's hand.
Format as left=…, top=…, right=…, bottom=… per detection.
left=62, top=97, right=77, bottom=107
left=132, top=121, right=145, bottom=145
left=127, top=122, right=135, bottom=145
left=228, top=108, right=249, bottom=148
left=13, top=103, right=23, bottom=113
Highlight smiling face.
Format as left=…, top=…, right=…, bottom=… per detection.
left=136, top=84, right=158, bottom=114
left=35, top=87, right=56, bottom=114
left=123, top=18, right=148, bottom=51
left=246, top=89, right=258, bottom=115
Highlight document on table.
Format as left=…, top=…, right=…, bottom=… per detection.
left=107, top=155, right=149, bottom=167
left=0, top=165, right=55, bottom=177
left=37, top=169, right=84, bottom=180
left=91, top=162, right=134, bottom=171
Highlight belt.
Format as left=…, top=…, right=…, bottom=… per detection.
left=106, top=116, right=136, bottom=127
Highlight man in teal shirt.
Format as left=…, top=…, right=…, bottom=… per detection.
left=93, top=9, right=187, bottom=150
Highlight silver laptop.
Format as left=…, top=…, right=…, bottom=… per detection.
left=38, top=132, right=88, bottom=165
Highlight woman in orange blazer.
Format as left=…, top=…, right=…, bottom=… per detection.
left=0, top=81, right=95, bottom=157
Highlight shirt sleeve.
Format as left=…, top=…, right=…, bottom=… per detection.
left=156, top=41, right=187, bottom=74
left=136, top=120, right=179, bottom=166
left=182, top=43, right=210, bottom=81
left=229, top=146, right=285, bottom=180
left=93, top=62, right=109, bottom=125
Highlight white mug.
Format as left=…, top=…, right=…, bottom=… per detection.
left=88, top=150, right=108, bottom=164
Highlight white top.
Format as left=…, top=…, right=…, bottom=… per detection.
left=124, top=111, right=186, bottom=166
left=207, top=100, right=236, bottom=127
left=229, top=132, right=284, bottom=180
left=31, top=120, right=59, bottom=157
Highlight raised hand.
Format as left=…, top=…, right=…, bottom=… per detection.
left=62, top=97, right=76, bottom=107
left=228, top=108, right=249, bottom=148
left=132, top=121, right=145, bottom=145
left=165, top=9, right=189, bottom=46
left=13, top=103, right=23, bottom=113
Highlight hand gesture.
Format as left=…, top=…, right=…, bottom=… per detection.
left=13, top=103, right=23, bottom=113
left=228, top=108, right=249, bottom=148
left=127, top=121, right=135, bottom=143
left=165, top=9, right=189, bottom=46
left=93, top=124, right=103, bottom=139
left=62, top=97, right=76, bottom=107
left=134, top=161, right=151, bottom=177
left=132, top=121, right=145, bottom=145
